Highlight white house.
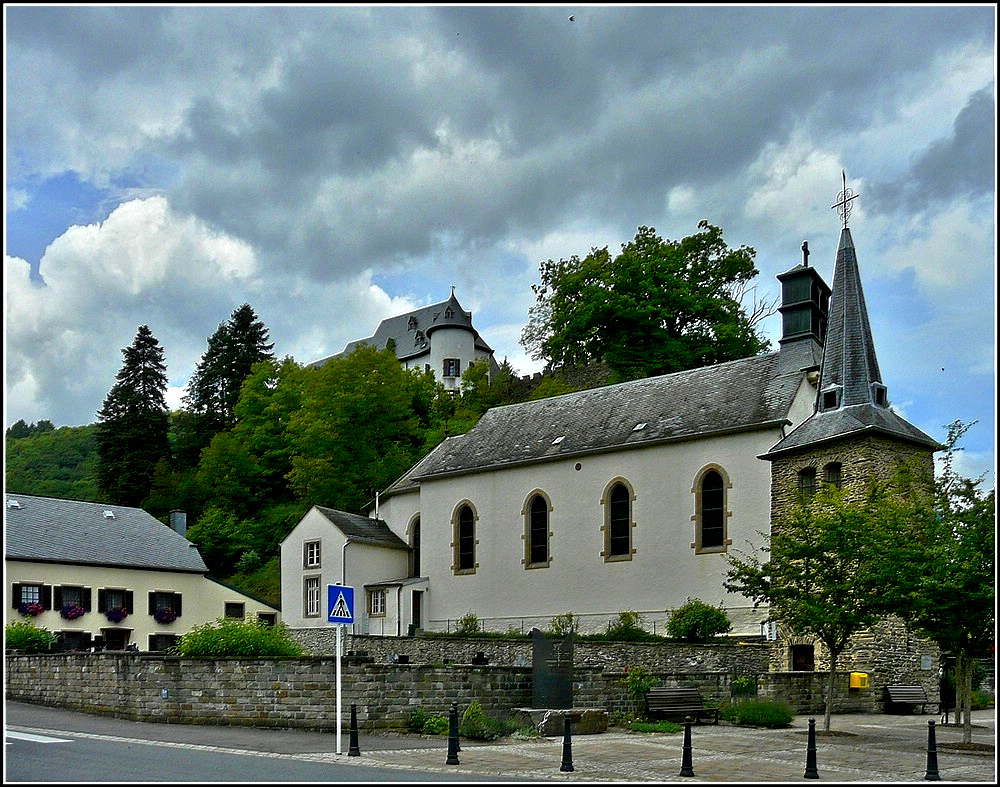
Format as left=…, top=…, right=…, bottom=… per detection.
left=5, top=495, right=280, bottom=651
left=308, top=289, right=499, bottom=391
left=282, top=237, right=851, bottom=638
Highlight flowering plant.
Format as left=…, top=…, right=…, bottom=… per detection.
left=105, top=607, right=129, bottom=623
left=619, top=665, right=660, bottom=699
left=18, top=601, right=45, bottom=617
left=60, top=604, right=86, bottom=620
left=154, top=607, right=177, bottom=624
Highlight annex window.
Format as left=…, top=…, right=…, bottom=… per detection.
left=369, top=589, right=386, bottom=617
left=524, top=492, right=551, bottom=568
left=256, top=612, right=277, bottom=626
left=602, top=480, right=634, bottom=561
left=453, top=503, right=477, bottom=574
left=443, top=358, right=461, bottom=378
left=224, top=602, right=245, bottom=619
left=798, top=467, right=818, bottom=498
left=824, top=462, right=842, bottom=489
left=692, top=466, right=732, bottom=554
left=304, top=577, right=321, bottom=617
left=303, top=540, right=321, bottom=568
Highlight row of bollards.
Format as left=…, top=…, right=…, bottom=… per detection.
left=346, top=703, right=945, bottom=780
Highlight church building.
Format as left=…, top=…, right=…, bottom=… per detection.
left=281, top=201, right=939, bottom=654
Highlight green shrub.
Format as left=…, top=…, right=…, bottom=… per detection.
left=971, top=690, right=992, bottom=711
left=730, top=675, right=757, bottom=698
left=718, top=699, right=793, bottom=728
left=407, top=709, right=429, bottom=733
left=547, top=612, right=579, bottom=637
left=606, top=610, right=651, bottom=641
left=460, top=700, right=516, bottom=741
left=422, top=715, right=449, bottom=735
left=456, top=612, right=481, bottom=635
left=5, top=621, right=58, bottom=653
left=620, top=666, right=660, bottom=700
left=666, top=598, right=732, bottom=642
left=175, top=617, right=304, bottom=657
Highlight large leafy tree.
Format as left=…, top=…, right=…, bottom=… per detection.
left=179, top=304, right=275, bottom=465
left=95, top=325, right=171, bottom=506
left=901, top=421, right=994, bottom=744
left=724, top=481, right=922, bottom=732
left=521, top=221, right=774, bottom=380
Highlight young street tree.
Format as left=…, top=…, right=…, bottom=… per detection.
left=95, top=325, right=170, bottom=507
left=724, top=482, right=921, bottom=732
left=179, top=304, right=275, bottom=465
left=520, top=221, right=775, bottom=381
left=901, top=420, right=995, bottom=744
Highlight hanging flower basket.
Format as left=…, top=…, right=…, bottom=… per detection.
left=18, top=602, right=45, bottom=617
left=60, top=604, right=86, bottom=620
left=105, top=607, right=129, bottom=624
left=154, top=608, right=177, bottom=625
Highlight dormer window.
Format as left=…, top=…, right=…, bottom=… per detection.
left=407, top=316, right=418, bottom=330
left=445, top=307, right=454, bottom=319
left=413, top=330, right=425, bottom=346
left=871, top=382, right=888, bottom=407
left=820, top=385, right=841, bottom=411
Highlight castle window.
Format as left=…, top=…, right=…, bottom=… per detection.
left=443, top=358, right=461, bottom=377
left=692, top=466, right=731, bottom=553
left=524, top=493, right=551, bottom=568
left=453, top=503, right=477, bottom=574
left=824, top=462, right=842, bottom=489
left=799, top=467, right=817, bottom=498
left=603, top=480, right=634, bottom=561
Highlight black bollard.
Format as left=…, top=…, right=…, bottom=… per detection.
left=348, top=703, right=361, bottom=757
left=446, top=702, right=460, bottom=765
left=679, top=715, right=695, bottom=777
left=924, top=720, right=941, bottom=781
left=803, top=717, right=819, bottom=779
left=560, top=715, right=574, bottom=772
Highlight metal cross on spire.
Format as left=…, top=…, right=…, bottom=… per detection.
left=831, top=169, right=860, bottom=229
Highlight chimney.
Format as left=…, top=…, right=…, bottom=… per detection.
left=169, top=510, right=187, bottom=538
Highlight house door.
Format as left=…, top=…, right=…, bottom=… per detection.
left=791, top=644, right=815, bottom=671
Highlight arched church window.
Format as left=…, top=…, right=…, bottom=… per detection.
left=603, top=480, right=634, bottom=561
left=692, top=466, right=732, bottom=553
left=453, top=504, right=477, bottom=574
left=524, top=493, right=551, bottom=568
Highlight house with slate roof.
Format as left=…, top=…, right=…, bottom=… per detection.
left=281, top=216, right=940, bottom=665
left=5, top=494, right=279, bottom=651
left=308, top=289, right=499, bottom=391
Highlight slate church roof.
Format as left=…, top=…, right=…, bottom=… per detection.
left=5, top=494, right=208, bottom=572
left=406, top=351, right=806, bottom=481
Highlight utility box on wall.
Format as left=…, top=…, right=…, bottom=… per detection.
left=849, top=672, right=869, bottom=689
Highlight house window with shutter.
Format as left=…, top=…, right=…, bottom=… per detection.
left=149, top=591, right=182, bottom=622
left=443, top=358, right=461, bottom=378
left=12, top=582, right=51, bottom=614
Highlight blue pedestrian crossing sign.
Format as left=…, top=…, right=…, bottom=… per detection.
left=327, top=585, right=355, bottom=624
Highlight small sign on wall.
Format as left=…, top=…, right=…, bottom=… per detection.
left=921, top=655, right=934, bottom=670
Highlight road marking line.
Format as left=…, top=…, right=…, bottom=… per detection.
left=6, top=730, right=72, bottom=744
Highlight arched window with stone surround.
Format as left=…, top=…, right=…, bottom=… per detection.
left=692, top=465, right=732, bottom=554
left=452, top=503, right=477, bottom=574
left=523, top=491, right=551, bottom=568
left=602, top=479, right=635, bottom=561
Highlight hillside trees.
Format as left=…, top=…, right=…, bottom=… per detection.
left=521, top=221, right=775, bottom=380
left=95, top=325, right=171, bottom=506
left=178, top=304, right=275, bottom=466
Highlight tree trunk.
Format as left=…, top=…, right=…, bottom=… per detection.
left=824, top=651, right=838, bottom=732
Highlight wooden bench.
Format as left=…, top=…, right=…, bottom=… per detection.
left=884, top=684, right=932, bottom=714
left=645, top=687, right=719, bottom=725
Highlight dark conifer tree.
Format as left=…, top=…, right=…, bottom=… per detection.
left=95, top=325, right=170, bottom=506
left=178, top=304, right=275, bottom=466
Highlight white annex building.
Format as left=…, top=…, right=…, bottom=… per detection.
left=281, top=223, right=938, bottom=641
left=308, top=289, right=499, bottom=392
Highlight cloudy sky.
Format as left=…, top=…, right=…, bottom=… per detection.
left=4, top=5, right=995, bottom=486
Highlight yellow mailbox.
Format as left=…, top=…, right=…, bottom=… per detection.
left=849, top=672, right=869, bottom=689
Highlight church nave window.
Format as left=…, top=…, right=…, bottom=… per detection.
left=453, top=503, right=478, bottom=575
left=602, top=480, right=635, bottom=561
left=692, top=466, right=732, bottom=554
left=524, top=492, right=551, bottom=568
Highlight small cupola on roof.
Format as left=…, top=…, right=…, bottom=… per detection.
left=816, top=175, right=887, bottom=413
left=776, top=240, right=831, bottom=374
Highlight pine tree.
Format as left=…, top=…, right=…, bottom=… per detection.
left=179, top=304, right=275, bottom=466
left=95, top=325, right=171, bottom=506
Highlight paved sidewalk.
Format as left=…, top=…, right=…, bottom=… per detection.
left=343, top=710, right=996, bottom=782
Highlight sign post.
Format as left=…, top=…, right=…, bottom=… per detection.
left=328, top=584, right=355, bottom=755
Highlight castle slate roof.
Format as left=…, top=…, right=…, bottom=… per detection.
left=308, top=291, right=494, bottom=368
left=313, top=506, right=409, bottom=550
left=405, top=351, right=804, bottom=481
left=4, top=494, right=207, bottom=572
